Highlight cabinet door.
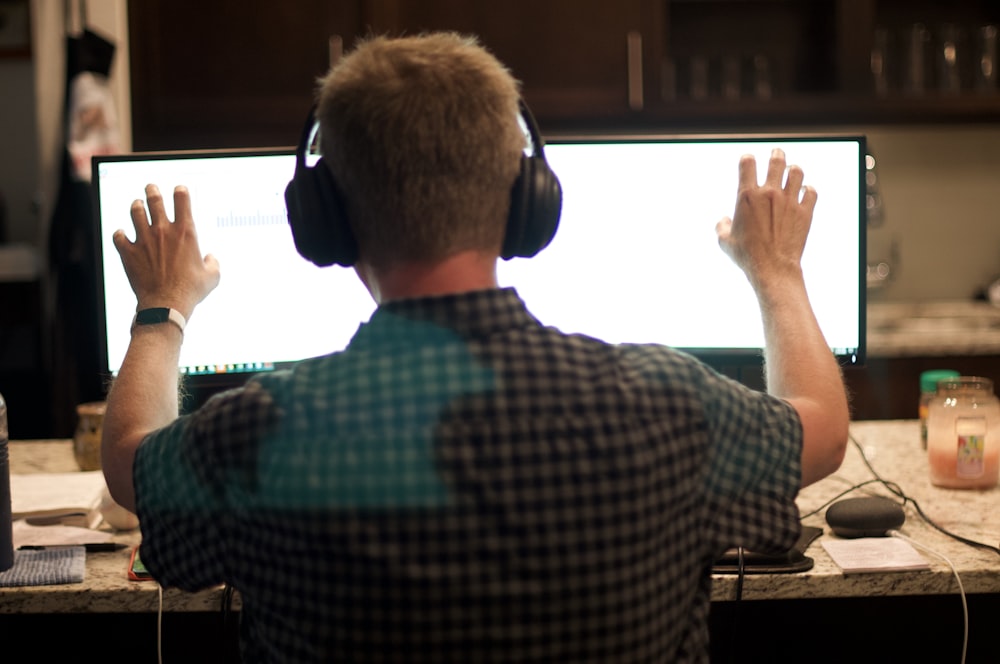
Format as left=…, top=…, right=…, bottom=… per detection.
left=654, top=0, right=1000, bottom=128
left=128, top=0, right=366, bottom=150
left=364, top=0, right=663, bottom=124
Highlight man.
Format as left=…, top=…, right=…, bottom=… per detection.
left=103, top=32, right=848, bottom=663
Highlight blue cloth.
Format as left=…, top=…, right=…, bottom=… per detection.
left=0, top=546, right=85, bottom=586
left=134, top=288, right=803, bottom=663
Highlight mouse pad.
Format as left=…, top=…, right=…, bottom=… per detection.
left=711, top=525, right=823, bottom=575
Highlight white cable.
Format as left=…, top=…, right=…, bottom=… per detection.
left=887, top=529, right=967, bottom=664
left=157, top=582, right=164, bottom=664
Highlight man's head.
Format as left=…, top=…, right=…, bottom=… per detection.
left=315, top=32, right=526, bottom=271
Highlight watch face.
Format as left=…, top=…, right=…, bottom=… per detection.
left=135, top=308, right=170, bottom=325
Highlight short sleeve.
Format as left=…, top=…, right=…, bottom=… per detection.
left=696, top=364, right=803, bottom=554
left=134, top=378, right=281, bottom=590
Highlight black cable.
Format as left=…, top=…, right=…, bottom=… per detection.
left=221, top=582, right=237, bottom=662
left=724, top=547, right=746, bottom=664
left=221, top=581, right=235, bottom=621
left=219, top=583, right=233, bottom=619
left=735, top=547, right=745, bottom=601
left=798, top=477, right=898, bottom=520
left=845, top=433, right=1000, bottom=557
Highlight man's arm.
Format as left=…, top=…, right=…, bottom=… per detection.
left=101, top=184, right=220, bottom=512
left=716, top=149, right=849, bottom=487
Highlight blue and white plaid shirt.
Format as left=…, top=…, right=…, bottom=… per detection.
left=135, top=287, right=802, bottom=663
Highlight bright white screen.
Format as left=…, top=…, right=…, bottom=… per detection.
left=94, top=136, right=863, bottom=382
left=95, top=150, right=374, bottom=377
left=500, top=136, right=864, bottom=363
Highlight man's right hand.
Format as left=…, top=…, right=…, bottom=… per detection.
left=715, top=148, right=817, bottom=292
left=715, top=148, right=848, bottom=488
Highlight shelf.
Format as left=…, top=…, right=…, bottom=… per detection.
left=539, top=91, right=1000, bottom=133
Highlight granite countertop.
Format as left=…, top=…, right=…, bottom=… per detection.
left=711, top=419, right=1000, bottom=602
left=4, top=423, right=999, bottom=613
left=867, top=299, right=1000, bottom=357
left=3, top=440, right=235, bottom=614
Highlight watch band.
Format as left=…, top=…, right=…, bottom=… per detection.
left=131, top=307, right=186, bottom=333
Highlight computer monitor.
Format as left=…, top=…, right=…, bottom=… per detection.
left=92, top=134, right=864, bottom=408
left=518, top=132, right=866, bottom=383
left=92, top=148, right=372, bottom=409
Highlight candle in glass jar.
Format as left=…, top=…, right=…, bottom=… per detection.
left=927, top=376, right=1000, bottom=489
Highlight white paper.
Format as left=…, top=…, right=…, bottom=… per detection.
left=11, top=520, right=114, bottom=548
left=10, top=471, right=106, bottom=518
left=822, top=537, right=931, bottom=574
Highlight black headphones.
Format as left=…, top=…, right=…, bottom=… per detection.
left=284, top=99, right=563, bottom=267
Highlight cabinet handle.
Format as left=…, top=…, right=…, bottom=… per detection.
left=627, top=31, right=644, bottom=111
left=329, top=35, right=343, bottom=67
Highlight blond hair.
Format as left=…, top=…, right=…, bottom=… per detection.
left=315, top=32, right=526, bottom=269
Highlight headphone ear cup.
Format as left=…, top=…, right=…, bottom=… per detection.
left=284, top=155, right=359, bottom=267
left=502, top=154, right=563, bottom=259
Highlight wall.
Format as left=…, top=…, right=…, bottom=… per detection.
left=862, top=123, right=1000, bottom=303
left=0, top=1, right=129, bottom=436
left=0, top=0, right=129, bottom=253
left=0, top=44, right=37, bottom=245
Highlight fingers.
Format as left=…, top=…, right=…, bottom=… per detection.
left=737, top=154, right=758, bottom=191
left=745, top=150, right=811, bottom=210
left=131, top=184, right=188, bottom=225
left=739, top=150, right=795, bottom=194
left=127, top=183, right=166, bottom=240
left=800, top=184, right=818, bottom=215
left=172, top=185, right=193, bottom=228
left=764, top=148, right=786, bottom=187
left=204, top=253, right=220, bottom=273
left=111, top=228, right=131, bottom=257
left=143, top=184, right=167, bottom=226
left=126, top=184, right=194, bottom=237
left=784, top=164, right=804, bottom=194
left=715, top=217, right=734, bottom=259
left=715, top=216, right=732, bottom=239
left=129, top=196, right=150, bottom=238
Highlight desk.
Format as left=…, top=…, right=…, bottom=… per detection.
left=3, top=422, right=999, bottom=662
left=2, top=439, right=233, bottom=615
left=712, top=419, right=1000, bottom=602
left=3, top=439, right=240, bottom=663
left=711, top=419, right=1000, bottom=663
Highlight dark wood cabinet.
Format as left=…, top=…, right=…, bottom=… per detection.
left=127, top=1, right=1000, bottom=149
left=127, top=0, right=368, bottom=150
left=127, top=0, right=664, bottom=148
left=366, top=0, right=1000, bottom=130
left=359, top=0, right=663, bottom=123
left=845, top=354, right=1000, bottom=421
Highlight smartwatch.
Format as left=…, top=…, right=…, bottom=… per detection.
left=131, top=307, right=186, bottom=333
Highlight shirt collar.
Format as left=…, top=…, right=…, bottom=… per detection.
left=349, top=287, right=539, bottom=348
